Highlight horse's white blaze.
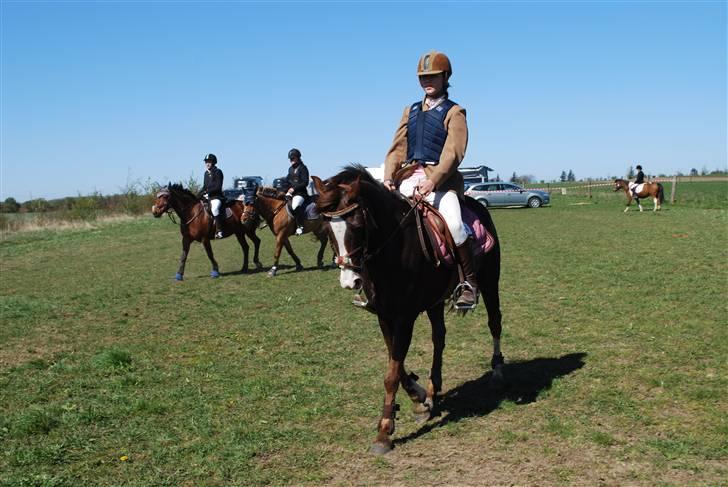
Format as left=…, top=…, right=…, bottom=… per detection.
left=330, top=218, right=361, bottom=289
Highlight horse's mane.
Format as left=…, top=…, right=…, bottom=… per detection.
left=257, top=186, right=286, bottom=200
left=318, top=164, right=398, bottom=214
left=168, top=183, right=199, bottom=203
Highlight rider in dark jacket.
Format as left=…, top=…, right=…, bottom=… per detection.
left=286, top=148, right=310, bottom=235
left=632, top=164, right=645, bottom=198
left=199, top=153, right=225, bottom=238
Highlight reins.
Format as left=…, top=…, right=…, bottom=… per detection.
left=323, top=197, right=420, bottom=270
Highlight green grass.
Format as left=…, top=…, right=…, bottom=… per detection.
left=1, top=182, right=726, bottom=485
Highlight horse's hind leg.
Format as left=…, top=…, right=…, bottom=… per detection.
left=408, top=301, right=446, bottom=421
left=176, top=236, right=192, bottom=280
left=235, top=231, right=250, bottom=273
left=202, top=238, right=220, bottom=278
left=248, top=229, right=263, bottom=269
left=653, top=197, right=658, bottom=212
left=481, top=275, right=505, bottom=387
left=316, top=235, right=327, bottom=268
left=637, top=198, right=644, bottom=212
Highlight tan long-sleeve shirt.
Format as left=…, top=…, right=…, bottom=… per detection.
left=383, top=99, right=468, bottom=195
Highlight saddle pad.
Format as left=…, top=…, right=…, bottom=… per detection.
left=629, top=183, right=645, bottom=193
left=285, top=201, right=320, bottom=221
left=428, top=205, right=496, bottom=266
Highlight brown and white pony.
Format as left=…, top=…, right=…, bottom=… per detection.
left=241, top=186, right=330, bottom=276
left=313, top=165, right=504, bottom=455
left=152, top=184, right=262, bottom=279
left=614, top=178, right=664, bottom=212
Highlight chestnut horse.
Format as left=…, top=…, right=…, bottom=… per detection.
left=614, top=178, right=664, bottom=212
left=152, top=184, right=262, bottom=279
left=241, top=186, right=330, bottom=277
left=313, top=166, right=504, bottom=454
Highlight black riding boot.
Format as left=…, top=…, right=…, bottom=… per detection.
left=455, top=240, right=478, bottom=309
left=214, top=214, right=225, bottom=239
left=294, top=206, right=305, bottom=235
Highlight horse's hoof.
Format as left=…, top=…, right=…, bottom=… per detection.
left=175, top=273, right=184, bottom=281
left=413, top=410, right=431, bottom=423
left=241, top=267, right=248, bottom=274
left=295, top=264, right=304, bottom=272
left=369, top=441, right=393, bottom=455
left=268, top=267, right=277, bottom=277
left=255, top=262, right=263, bottom=269
left=211, top=270, right=220, bottom=278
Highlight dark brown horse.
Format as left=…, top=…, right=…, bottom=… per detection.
left=614, top=178, right=664, bottom=212
left=313, top=165, right=504, bottom=454
left=151, top=184, right=262, bottom=279
left=241, top=186, right=330, bottom=276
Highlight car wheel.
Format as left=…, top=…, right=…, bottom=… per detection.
left=527, top=197, right=542, bottom=208
left=477, top=198, right=488, bottom=208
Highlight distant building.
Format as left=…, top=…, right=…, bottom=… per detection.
left=459, top=165, right=493, bottom=184
left=365, top=164, right=385, bottom=182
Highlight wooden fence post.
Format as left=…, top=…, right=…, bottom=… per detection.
left=670, top=176, right=677, bottom=204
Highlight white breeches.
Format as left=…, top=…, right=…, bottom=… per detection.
left=399, top=167, right=468, bottom=245
left=291, top=195, right=305, bottom=210
left=210, top=198, right=222, bottom=216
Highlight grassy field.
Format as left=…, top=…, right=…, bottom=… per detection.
left=1, top=182, right=726, bottom=485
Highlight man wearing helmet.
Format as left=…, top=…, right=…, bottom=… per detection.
left=383, top=50, right=477, bottom=309
left=286, top=148, right=310, bottom=235
left=200, top=153, right=225, bottom=239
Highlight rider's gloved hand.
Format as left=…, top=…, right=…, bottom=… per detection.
left=383, top=179, right=396, bottom=192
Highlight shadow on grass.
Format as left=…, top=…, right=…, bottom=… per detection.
left=394, top=352, right=587, bottom=446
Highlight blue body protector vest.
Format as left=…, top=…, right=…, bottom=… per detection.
left=406, top=99, right=457, bottom=164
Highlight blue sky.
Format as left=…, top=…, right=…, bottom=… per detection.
left=1, top=1, right=726, bottom=201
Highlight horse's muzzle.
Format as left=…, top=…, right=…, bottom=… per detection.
left=339, top=268, right=362, bottom=290
left=151, top=205, right=163, bottom=217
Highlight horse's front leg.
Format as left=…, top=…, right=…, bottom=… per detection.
left=372, top=315, right=415, bottom=455
left=268, top=234, right=285, bottom=277
left=282, top=237, right=303, bottom=272
left=202, top=238, right=220, bottom=278
left=624, top=194, right=632, bottom=213
left=176, top=235, right=192, bottom=280
left=235, top=231, right=250, bottom=273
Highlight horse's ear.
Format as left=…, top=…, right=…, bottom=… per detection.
left=312, top=176, right=327, bottom=194
left=338, top=176, right=361, bottom=199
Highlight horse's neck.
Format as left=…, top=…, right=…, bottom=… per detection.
left=364, top=197, right=414, bottom=258
left=256, top=196, right=285, bottom=223
left=171, top=196, right=201, bottom=221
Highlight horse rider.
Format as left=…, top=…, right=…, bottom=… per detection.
left=286, top=148, right=310, bottom=235
left=382, top=50, right=477, bottom=309
left=199, top=153, right=225, bottom=239
left=631, top=164, right=645, bottom=198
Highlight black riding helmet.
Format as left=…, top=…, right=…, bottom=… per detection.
left=636, top=164, right=642, bottom=170
left=204, top=153, right=218, bottom=165
left=288, top=148, right=301, bottom=160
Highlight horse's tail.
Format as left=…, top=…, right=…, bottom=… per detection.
left=658, top=183, right=665, bottom=204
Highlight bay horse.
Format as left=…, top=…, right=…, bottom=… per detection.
left=241, top=186, right=330, bottom=277
left=313, top=165, right=504, bottom=454
left=614, top=178, right=664, bottom=212
left=151, top=184, right=262, bottom=279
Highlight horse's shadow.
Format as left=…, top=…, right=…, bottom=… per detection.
left=395, top=352, right=587, bottom=446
